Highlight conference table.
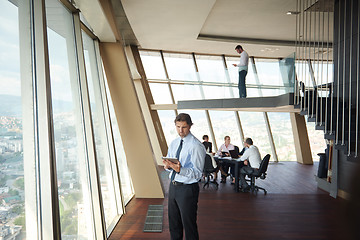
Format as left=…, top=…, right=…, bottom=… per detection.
left=214, top=156, right=244, bottom=192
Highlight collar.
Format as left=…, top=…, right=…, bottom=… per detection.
left=180, top=132, right=192, bottom=143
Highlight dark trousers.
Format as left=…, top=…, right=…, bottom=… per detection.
left=230, top=161, right=245, bottom=176
left=239, top=166, right=257, bottom=188
left=168, top=182, right=200, bottom=240
left=238, top=70, right=247, bottom=98
left=220, top=162, right=231, bottom=179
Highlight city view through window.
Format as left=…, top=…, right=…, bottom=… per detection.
left=0, top=0, right=134, bottom=239
left=0, top=1, right=25, bottom=239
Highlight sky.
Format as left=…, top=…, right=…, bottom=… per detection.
left=0, top=0, right=21, bottom=97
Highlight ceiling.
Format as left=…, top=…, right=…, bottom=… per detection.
left=76, top=0, right=333, bottom=59
left=121, top=0, right=299, bottom=58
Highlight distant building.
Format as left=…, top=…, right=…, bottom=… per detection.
left=2, top=196, right=21, bottom=206
left=0, top=224, right=21, bottom=240
left=0, top=188, right=9, bottom=195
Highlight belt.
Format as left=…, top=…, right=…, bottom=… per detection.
left=172, top=181, right=197, bottom=186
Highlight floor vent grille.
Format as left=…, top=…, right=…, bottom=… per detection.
left=143, top=205, right=163, bottom=232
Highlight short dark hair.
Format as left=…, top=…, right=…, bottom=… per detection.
left=235, top=45, right=243, bottom=50
left=224, top=136, right=230, bottom=140
left=174, top=113, right=193, bottom=126
left=202, top=135, right=209, bottom=140
left=245, top=137, right=253, bottom=145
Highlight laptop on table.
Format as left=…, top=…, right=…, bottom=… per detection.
left=229, top=149, right=240, bottom=159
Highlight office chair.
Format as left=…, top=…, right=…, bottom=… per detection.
left=234, top=145, right=239, bottom=156
left=246, top=154, right=270, bottom=195
left=203, top=153, right=219, bottom=189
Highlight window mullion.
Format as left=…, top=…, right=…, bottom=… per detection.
left=72, top=12, right=107, bottom=240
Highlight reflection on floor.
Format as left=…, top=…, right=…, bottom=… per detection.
left=109, top=161, right=348, bottom=240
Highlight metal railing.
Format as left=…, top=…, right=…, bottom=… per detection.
left=294, top=0, right=359, bottom=157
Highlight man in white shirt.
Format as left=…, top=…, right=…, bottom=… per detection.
left=239, top=138, right=261, bottom=192
left=233, top=45, right=249, bottom=98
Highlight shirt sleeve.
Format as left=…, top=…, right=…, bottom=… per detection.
left=216, top=144, right=223, bottom=155
left=165, top=140, right=176, bottom=172
left=240, top=148, right=250, bottom=161
left=178, top=142, right=205, bottom=181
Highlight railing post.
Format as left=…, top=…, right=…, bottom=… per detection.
left=356, top=0, right=360, bottom=157
left=341, top=0, right=347, bottom=146
left=347, top=0, right=353, bottom=155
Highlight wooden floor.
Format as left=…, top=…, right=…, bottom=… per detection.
left=109, top=161, right=349, bottom=240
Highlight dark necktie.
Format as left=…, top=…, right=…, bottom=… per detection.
left=170, top=139, right=183, bottom=182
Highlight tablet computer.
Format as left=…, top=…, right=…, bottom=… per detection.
left=162, top=156, right=179, bottom=164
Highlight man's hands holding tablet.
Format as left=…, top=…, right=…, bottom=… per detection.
left=162, top=157, right=181, bottom=173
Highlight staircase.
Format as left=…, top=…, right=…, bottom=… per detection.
left=294, top=91, right=359, bottom=160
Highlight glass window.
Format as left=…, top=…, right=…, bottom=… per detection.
left=279, top=53, right=295, bottom=93
left=46, top=0, right=95, bottom=238
left=311, top=60, right=321, bottom=86
left=202, top=86, right=237, bottom=99
left=149, top=83, right=173, bottom=104
left=177, top=110, right=210, bottom=142
left=82, top=31, right=121, bottom=228
left=226, top=56, right=256, bottom=85
left=104, top=75, right=134, bottom=205
left=255, top=58, right=282, bottom=87
left=305, top=119, right=327, bottom=160
left=171, top=84, right=203, bottom=101
left=238, top=112, right=272, bottom=158
left=267, top=113, right=296, bottom=161
left=296, top=60, right=312, bottom=87
left=208, top=111, right=242, bottom=151
left=0, top=1, right=27, bottom=239
left=163, top=53, right=196, bottom=81
left=157, top=110, right=177, bottom=146
left=139, top=51, right=166, bottom=79
left=259, top=88, right=285, bottom=97
left=195, top=55, right=226, bottom=83
left=311, top=61, right=334, bottom=97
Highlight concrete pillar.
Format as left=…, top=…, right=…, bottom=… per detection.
left=290, top=112, right=313, bottom=164
left=99, top=42, right=164, bottom=198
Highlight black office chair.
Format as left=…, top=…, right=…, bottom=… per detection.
left=234, top=145, right=239, bottom=156
left=203, top=153, right=219, bottom=189
left=246, top=154, right=270, bottom=194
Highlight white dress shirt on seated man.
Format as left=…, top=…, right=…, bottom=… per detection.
left=239, top=145, right=261, bottom=168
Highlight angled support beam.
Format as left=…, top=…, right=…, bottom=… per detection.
left=131, top=46, right=168, bottom=163
left=100, top=42, right=164, bottom=198
left=290, top=112, right=313, bottom=164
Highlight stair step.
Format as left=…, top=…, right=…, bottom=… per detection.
left=300, top=110, right=308, bottom=116
left=315, top=124, right=325, bottom=130
left=307, top=117, right=316, bottom=122
left=347, top=154, right=359, bottom=162
left=334, top=143, right=347, bottom=151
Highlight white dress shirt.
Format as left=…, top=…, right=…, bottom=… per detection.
left=236, top=50, right=249, bottom=72
left=166, top=132, right=206, bottom=184
left=216, top=143, right=235, bottom=156
left=239, top=145, right=261, bottom=169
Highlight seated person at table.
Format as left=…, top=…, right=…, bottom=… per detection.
left=229, top=144, right=248, bottom=178
left=216, top=136, right=235, bottom=183
left=238, top=138, right=262, bottom=192
left=202, top=135, right=212, bottom=153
